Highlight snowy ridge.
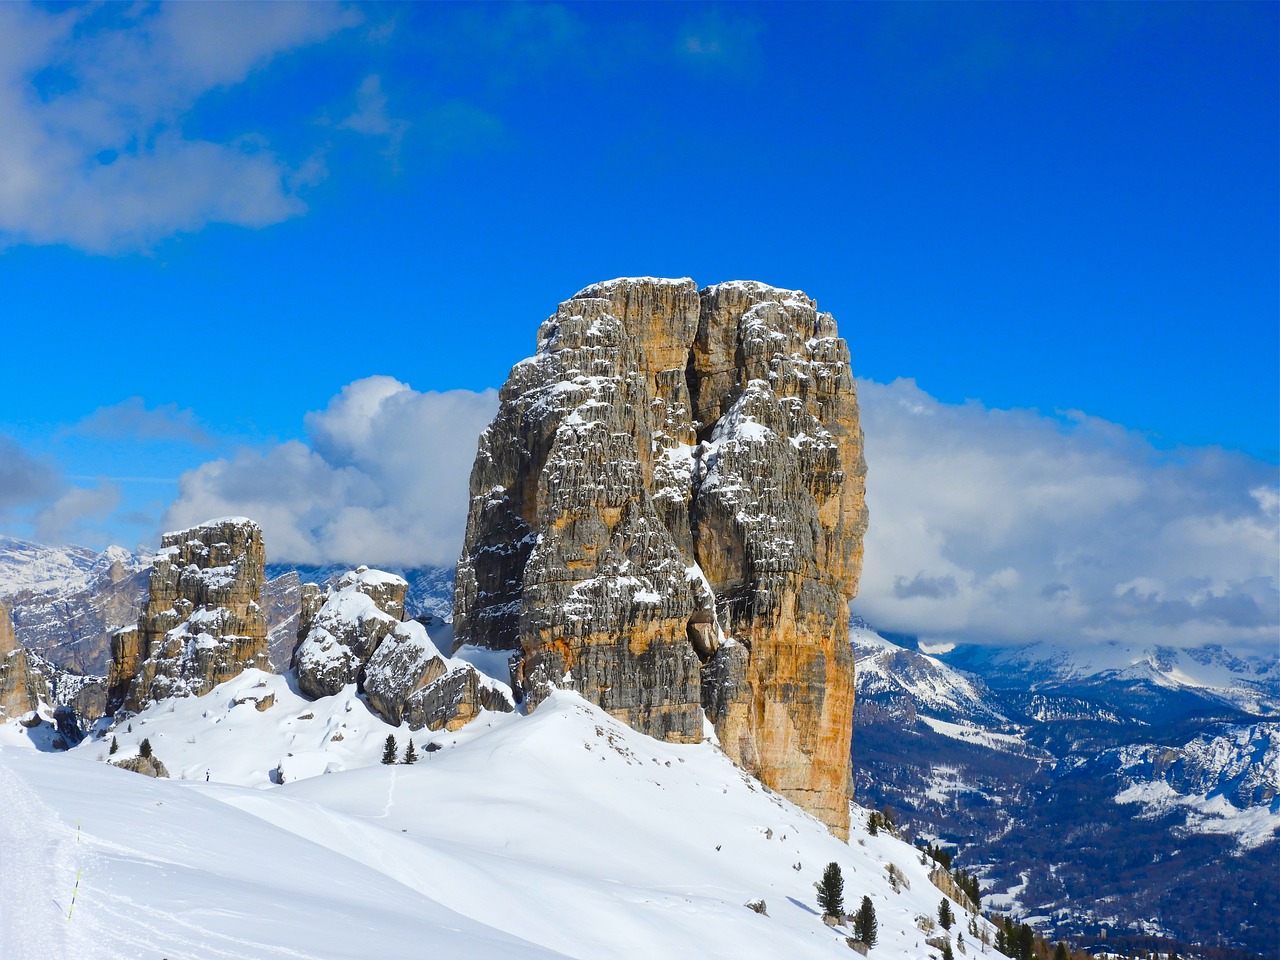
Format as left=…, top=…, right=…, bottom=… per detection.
left=944, top=639, right=1280, bottom=713
left=851, top=626, right=1011, bottom=728
left=0, top=536, right=145, bottom=598
left=2, top=679, right=994, bottom=959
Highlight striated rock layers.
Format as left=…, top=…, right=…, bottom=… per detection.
left=108, top=518, right=270, bottom=714
left=454, top=277, right=866, bottom=836
left=294, top=567, right=511, bottom=732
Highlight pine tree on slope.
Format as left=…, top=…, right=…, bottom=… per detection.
left=382, top=734, right=398, bottom=764
left=854, top=895, right=878, bottom=946
left=817, top=861, right=845, bottom=919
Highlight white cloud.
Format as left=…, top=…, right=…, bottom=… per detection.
left=162, top=374, right=1278, bottom=655
left=850, top=378, right=1279, bottom=654
left=0, top=2, right=357, bottom=252
left=35, top=482, right=120, bottom=544
left=164, top=377, right=498, bottom=568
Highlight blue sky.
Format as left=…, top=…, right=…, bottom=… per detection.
left=0, top=2, right=1275, bottom=652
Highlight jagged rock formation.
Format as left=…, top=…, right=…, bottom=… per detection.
left=107, top=518, right=270, bottom=714
left=455, top=277, right=866, bottom=836
left=0, top=600, right=48, bottom=718
left=295, top=567, right=511, bottom=731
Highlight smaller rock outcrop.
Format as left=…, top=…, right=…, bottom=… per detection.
left=294, top=567, right=512, bottom=731
left=0, top=600, right=48, bottom=719
left=111, top=754, right=169, bottom=778
left=294, top=567, right=407, bottom=698
left=107, top=518, right=270, bottom=714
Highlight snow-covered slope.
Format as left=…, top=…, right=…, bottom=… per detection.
left=1, top=676, right=991, bottom=960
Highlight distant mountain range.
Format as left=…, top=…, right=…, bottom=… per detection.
left=850, top=623, right=1279, bottom=956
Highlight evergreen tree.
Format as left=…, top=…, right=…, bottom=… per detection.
left=1054, top=942, right=1069, bottom=960
left=382, top=734, right=398, bottom=764
left=854, top=895, right=878, bottom=946
left=817, top=861, right=845, bottom=919
left=867, top=812, right=879, bottom=835
left=939, top=898, right=954, bottom=931
left=1017, top=924, right=1034, bottom=960
left=403, top=741, right=418, bottom=764
left=109, top=736, right=119, bottom=755
left=942, top=940, right=955, bottom=960
left=139, top=738, right=152, bottom=759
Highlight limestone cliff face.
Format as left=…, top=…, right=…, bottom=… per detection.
left=107, top=518, right=270, bottom=714
left=454, top=277, right=866, bottom=836
left=294, top=567, right=512, bottom=731
left=0, top=600, right=48, bottom=718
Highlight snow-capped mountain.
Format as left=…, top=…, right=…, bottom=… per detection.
left=0, top=536, right=140, bottom=597
left=942, top=639, right=1280, bottom=715
left=0, top=672, right=996, bottom=960
left=0, top=537, right=150, bottom=675
left=852, top=626, right=1279, bottom=956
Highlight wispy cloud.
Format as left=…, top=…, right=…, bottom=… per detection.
left=339, top=74, right=409, bottom=166
left=35, top=481, right=120, bottom=544
left=0, top=2, right=358, bottom=253
left=68, top=397, right=211, bottom=446
left=675, top=10, right=764, bottom=76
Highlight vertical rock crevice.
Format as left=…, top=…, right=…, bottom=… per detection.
left=454, top=277, right=866, bottom=836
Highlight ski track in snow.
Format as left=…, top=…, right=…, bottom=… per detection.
left=0, top=754, right=82, bottom=960
left=84, top=887, right=317, bottom=960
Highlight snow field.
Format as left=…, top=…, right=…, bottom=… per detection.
left=2, top=675, right=993, bottom=959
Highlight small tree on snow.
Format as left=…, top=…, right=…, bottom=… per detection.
left=139, top=738, right=153, bottom=759
left=817, top=861, right=845, bottom=919
left=854, top=895, right=878, bottom=946
left=382, top=734, right=398, bottom=765
left=403, top=741, right=418, bottom=765
left=109, top=736, right=119, bottom=755
left=939, top=897, right=954, bottom=930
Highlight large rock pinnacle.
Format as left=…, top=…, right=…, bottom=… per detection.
left=454, top=277, right=867, bottom=836
left=107, top=518, right=270, bottom=714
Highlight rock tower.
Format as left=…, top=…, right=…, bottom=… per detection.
left=108, top=518, right=270, bottom=714
left=455, top=277, right=867, bottom=836
left=0, top=600, right=47, bottom=718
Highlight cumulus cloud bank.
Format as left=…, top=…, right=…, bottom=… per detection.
left=0, top=3, right=355, bottom=252
left=164, top=375, right=1278, bottom=654
left=163, top=377, right=498, bottom=568
left=851, top=378, right=1279, bottom=654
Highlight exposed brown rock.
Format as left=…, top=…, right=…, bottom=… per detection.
left=111, top=754, right=169, bottom=778
left=0, top=600, right=48, bottom=718
left=108, top=518, right=270, bottom=714
left=454, top=277, right=866, bottom=836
